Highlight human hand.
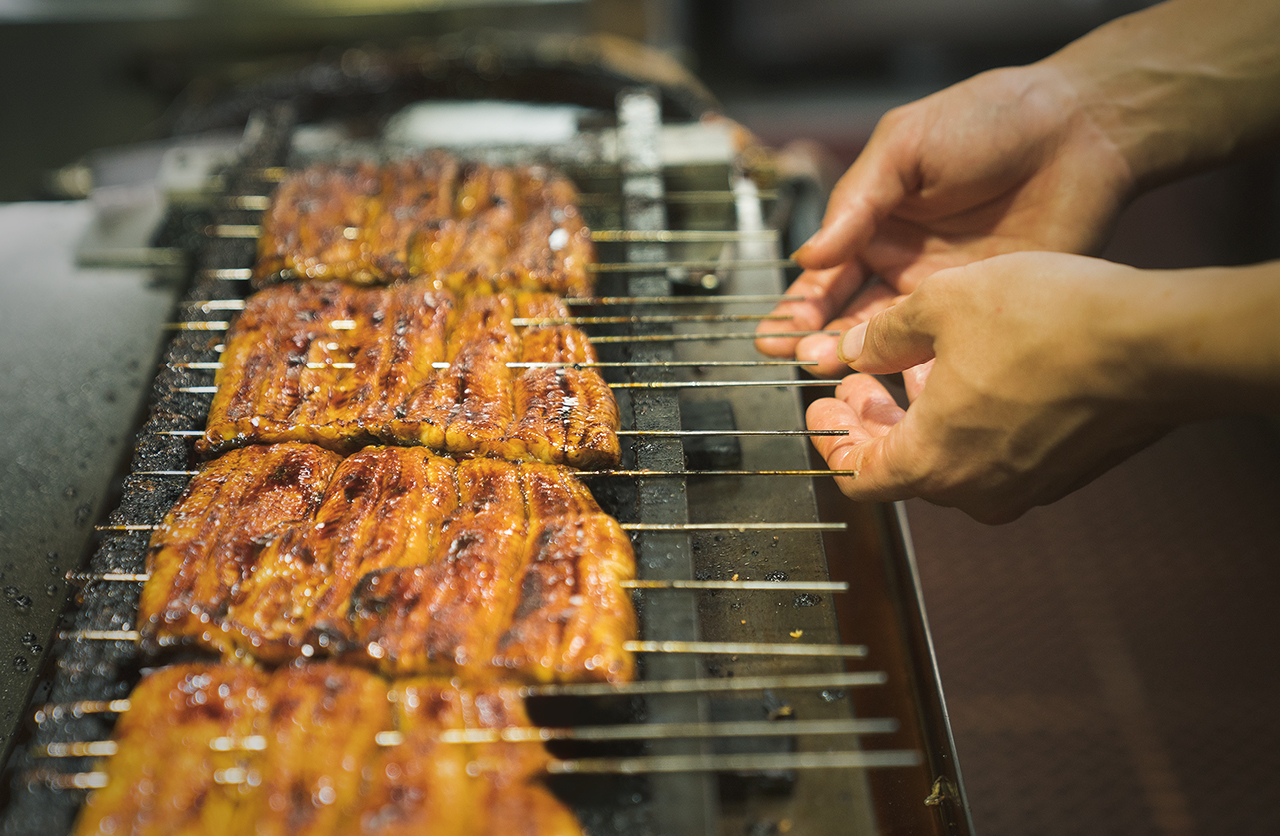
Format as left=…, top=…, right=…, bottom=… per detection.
left=756, top=63, right=1134, bottom=377
left=806, top=252, right=1175, bottom=523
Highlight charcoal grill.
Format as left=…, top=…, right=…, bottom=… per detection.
left=0, top=62, right=973, bottom=836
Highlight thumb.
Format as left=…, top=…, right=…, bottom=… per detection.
left=836, top=298, right=936, bottom=375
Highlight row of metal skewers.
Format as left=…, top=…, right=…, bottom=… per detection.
left=27, top=169, right=912, bottom=798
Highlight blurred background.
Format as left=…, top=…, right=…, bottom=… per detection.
left=1, top=2, right=1277, bottom=834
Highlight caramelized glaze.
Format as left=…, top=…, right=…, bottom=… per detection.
left=201, top=288, right=619, bottom=469
left=255, top=156, right=593, bottom=297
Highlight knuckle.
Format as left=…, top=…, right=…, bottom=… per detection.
left=862, top=319, right=893, bottom=360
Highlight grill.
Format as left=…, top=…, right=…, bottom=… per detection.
left=1, top=69, right=973, bottom=836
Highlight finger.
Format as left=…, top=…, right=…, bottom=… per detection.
left=862, top=220, right=993, bottom=293
left=794, top=282, right=906, bottom=376
left=835, top=280, right=903, bottom=324
left=902, top=359, right=934, bottom=401
left=806, top=374, right=916, bottom=502
left=793, top=334, right=844, bottom=378
left=754, top=261, right=865, bottom=357
left=793, top=130, right=911, bottom=270
left=838, top=293, right=937, bottom=375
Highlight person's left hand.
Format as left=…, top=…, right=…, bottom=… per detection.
left=807, top=251, right=1173, bottom=523
left=754, top=63, right=1135, bottom=378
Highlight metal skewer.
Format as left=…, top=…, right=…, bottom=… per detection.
left=65, top=571, right=848, bottom=593
left=35, top=717, right=896, bottom=760
left=219, top=195, right=271, bottom=211
left=30, top=749, right=921, bottom=789
left=163, top=322, right=829, bottom=344
left=57, top=631, right=142, bottom=642
left=27, top=772, right=110, bottom=790
left=193, top=259, right=796, bottom=282
left=187, top=287, right=800, bottom=309
left=608, top=380, right=833, bottom=390
left=131, top=469, right=857, bottom=478
left=203, top=302, right=781, bottom=324
left=589, top=329, right=835, bottom=343
left=154, top=428, right=843, bottom=438
left=171, top=379, right=833, bottom=394
left=193, top=341, right=825, bottom=356
left=578, top=189, right=779, bottom=206
left=626, top=641, right=867, bottom=658
left=510, top=314, right=786, bottom=326
left=164, top=320, right=230, bottom=331
left=38, top=741, right=120, bottom=758
left=92, top=522, right=846, bottom=535
left=205, top=225, right=777, bottom=245
left=588, top=259, right=795, bottom=273
left=546, top=750, right=922, bottom=775
left=31, top=748, right=921, bottom=789
left=165, top=315, right=804, bottom=330
left=432, top=717, right=897, bottom=743
left=33, top=700, right=132, bottom=723
left=509, top=360, right=817, bottom=367
left=220, top=167, right=780, bottom=186
left=564, top=293, right=796, bottom=306
left=621, top=522, right=843, bottom=531
left=169, top=360, right=826, bottom=373
left=216, top=190, right=778, bottom=211
left=621, top=579, right=848, bottom=591
left=33, top=672, right=887, bottom=723
left=587, top=469, right=857, bottom=478
left=618, top=429, right=842, bottom=437
left=196, top=268, right=255, bottom=280
left=528, top=670, right=887, bottom=698
left=567, top=293, right=796, bottom=306
left=206, top=224, right=259, bottom=238
left=66, top=572, right=151, bottom=582
left=589, top=230, right=776, bottom=243
left=184, top=300, right=797, bottom=327
left=54, top=632, right=865, bottom=661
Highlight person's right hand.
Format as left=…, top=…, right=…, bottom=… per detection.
left=805, top=252, right=1176, bottom=523
left=756, top=62, right=1135, bottom=377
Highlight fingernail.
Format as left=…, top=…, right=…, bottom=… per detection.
left=791, top=230, right=820, bottom=259
left=837, top=322, right=867, bottom=365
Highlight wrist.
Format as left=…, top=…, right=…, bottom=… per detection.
left=1112, top=263, right=1280, bottom=419
left=1041, top=0, right=1280, bottom=191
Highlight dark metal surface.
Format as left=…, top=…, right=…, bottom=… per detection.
left=0, top=90, right=971, bottom=836
left=664, top=165, right=884, bottom=836
left=0, top=202, right=181, bottom=769
left=0, top=107, right=295, bottom=835
left=617, top=88, right=718, bottom=836
left=170, top=30, right=720, bottom=138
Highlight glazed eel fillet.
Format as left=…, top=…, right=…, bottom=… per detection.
left=139, top=445, right=636, bottom=683
left=74, top=663, right=584, bottom=836
left=253, top=155, right=595, bottom=298
left=200, top=284, right=620, bottom=469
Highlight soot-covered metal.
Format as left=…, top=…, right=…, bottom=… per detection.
left=0, top=82, right=972, bottom=836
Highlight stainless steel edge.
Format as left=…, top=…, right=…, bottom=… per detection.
left=889, top=501, right=976, bottom=835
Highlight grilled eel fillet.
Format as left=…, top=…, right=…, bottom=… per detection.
left=73, top=663, right=584, bottom=836
left=200, top=284, right=620, bottom=469
left=71, top=664, right=264, bottom=836
left=139, top=446, right=636, bottom=683
left=253, top=155, right=594, bottom=297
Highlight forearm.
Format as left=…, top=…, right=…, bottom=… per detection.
left=1116, top=261, right=1280, bottom=417
left=1044, top=0, right=1280, bottom=190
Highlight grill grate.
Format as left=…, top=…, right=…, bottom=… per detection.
left=1, top=90, right=962, bottom=836
left=1, top=104, right=298, bottom=835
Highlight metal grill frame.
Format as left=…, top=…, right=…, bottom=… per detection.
left=0, top=90, right=974, bottom=836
